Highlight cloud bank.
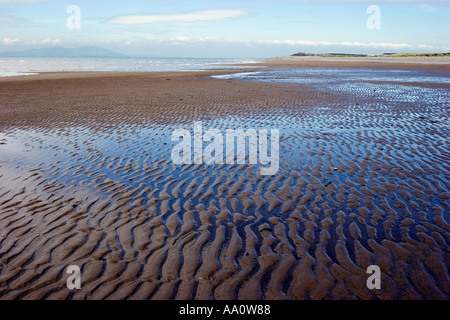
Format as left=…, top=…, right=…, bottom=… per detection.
left=109, top=9, right=248, bottom=25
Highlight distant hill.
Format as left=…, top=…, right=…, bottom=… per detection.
left=0, top=46, right=129, bottom=58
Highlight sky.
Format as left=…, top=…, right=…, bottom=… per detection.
left=0, top=0, right=449, bottom=58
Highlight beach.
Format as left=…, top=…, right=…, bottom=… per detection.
left=0, top=57, right=449, bottom=300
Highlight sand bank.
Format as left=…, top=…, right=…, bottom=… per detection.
left=253, top=55, right=450, bottom=73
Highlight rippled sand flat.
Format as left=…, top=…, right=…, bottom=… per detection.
left=0, top=63, right=449, bottom=300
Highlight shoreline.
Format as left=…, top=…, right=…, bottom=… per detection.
left=235, top=55, right=450, bottom=73
left=1, top=55, right=449, bottom=83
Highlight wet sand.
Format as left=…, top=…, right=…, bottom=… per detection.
left=0, top=57, right=449, bottom=300
left=244, top=55, right=450, bottom=73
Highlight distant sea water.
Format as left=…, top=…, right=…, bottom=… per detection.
left=0, top=57, right=261, bottom=77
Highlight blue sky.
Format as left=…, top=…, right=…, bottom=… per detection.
left=1, top=0, right=449, bottom=58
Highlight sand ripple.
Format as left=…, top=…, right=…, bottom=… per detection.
left=0, top=71, right=449, bottom=300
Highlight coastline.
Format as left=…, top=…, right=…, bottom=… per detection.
left=232, top=55, right=450, bottom=73
left=1, top=55, right=450, bottom=83
left=0, top=57, right=449, bottom=300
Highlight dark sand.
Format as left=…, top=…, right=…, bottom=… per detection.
left=0, top=57, right=449, bottom=300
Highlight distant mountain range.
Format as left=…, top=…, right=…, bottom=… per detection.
left=0, top=46, right=129, bottom=58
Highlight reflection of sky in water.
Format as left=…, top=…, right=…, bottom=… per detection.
left=327, top=82, right=450, bottom=103
left=213, top=68, right=450, bottom=103
left=1, top=67, right=448, bottom=199
left=213, top=68, right=450, bottom=84
left=0, top=125, right=167, bottom=164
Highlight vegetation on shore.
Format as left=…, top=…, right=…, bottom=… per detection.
left=374, top=52, right=450, bottom=57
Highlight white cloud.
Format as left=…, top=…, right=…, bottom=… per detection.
left=2, top=37, right=20, bottom=45
left=417, top=44, right=436, bottom=50
left=109, top=9, right=247, bottom=24
left=199, top=36, right=219, bottom=42
left=40, top=38, right=61, bottom=44
left=145, top=36, right=220, bottom=43
left=173, top=36, right=190, bottom=42
left=257, top=39, right=440, bottom=50
left=144, top=37, right=440, bottom=51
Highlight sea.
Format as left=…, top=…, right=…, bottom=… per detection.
left=0, top=57, right=261, bottom=77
